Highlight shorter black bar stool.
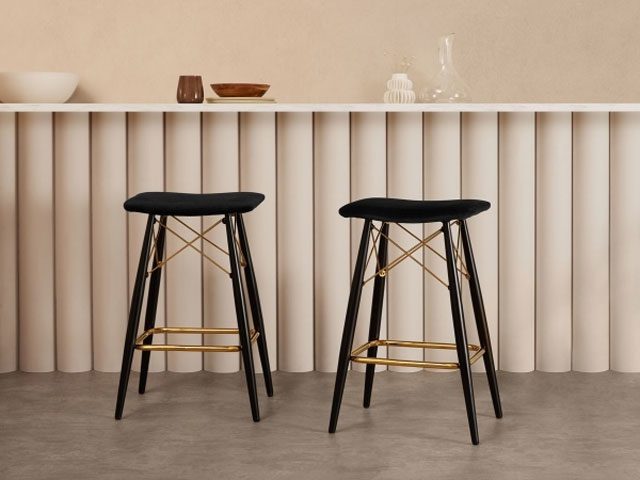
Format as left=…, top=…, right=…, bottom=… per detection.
left=329, top=197, right=503, bottom=445
left=115, top=191, right=273, bottom=421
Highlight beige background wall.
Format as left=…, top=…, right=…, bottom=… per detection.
left=1, top=0, right=640, bottom=103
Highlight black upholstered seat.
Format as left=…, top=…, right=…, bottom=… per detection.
left=339, top=197, right=490, bottom=223
left=124, top=192, right=265, bottom=216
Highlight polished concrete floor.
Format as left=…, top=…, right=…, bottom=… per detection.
left=1, top=370, right=639, bottom=479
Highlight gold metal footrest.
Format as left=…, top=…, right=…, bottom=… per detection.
left=135, top=327, right=259, bottom=352
left=350, top=339, right=485, bottom=370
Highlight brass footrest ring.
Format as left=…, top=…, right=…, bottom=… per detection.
left=350, top=339, right=485, bottom=370
left=135, top=327, right=259, bottom=352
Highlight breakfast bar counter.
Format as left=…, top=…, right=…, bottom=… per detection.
left=1, top=103, right=638, bottom=374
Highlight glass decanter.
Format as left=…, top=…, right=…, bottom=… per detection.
left=421, top=33, right=471, bottom=103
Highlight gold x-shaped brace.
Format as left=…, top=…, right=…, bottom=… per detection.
left=146, top=215, right=246, bottom=277
left=363, top=221, right=469, bottom=288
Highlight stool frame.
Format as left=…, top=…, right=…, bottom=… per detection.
left=115, top=213, right=273, bottom=421
left=328, top=219, right=502, bottom=445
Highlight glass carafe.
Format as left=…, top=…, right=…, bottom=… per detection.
left=421, top=34, right=471, bottom=103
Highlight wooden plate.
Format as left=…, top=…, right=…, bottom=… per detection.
left=210, top=83, right=270, bottom=97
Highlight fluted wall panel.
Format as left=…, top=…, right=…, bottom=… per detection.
left=127, top=112, right=166, bottom=372
left=91, top=113, right=128, bottom=372
left=498, top=113, right=536, bottom=372
left=165, top=113, right=203, bottom=372
left=54, top=113, right=92, bottom=372
left=350, top=113, right=387, bottom=372
left=239, top=113, right=278, bottom=371
left=277, top=112, right=314, bottom=372
left=314, top=113, right=351, bottom=372
left=461, top=112, right=499, bottom=373
left=202, top=112, right=241, bottom=373
left=0, top=113, right=17, bottom=373
left=18, top=113, right=55, bottom=372
left=572, top=113, right=610, bottom=372
left=535, top=113, right=573, bottom=372
left=387, top=113, right=424, bottom=371
left=609, top=113, right=640, bottom=372
left=387, top=112, right=423, bottom=372
left=3, top=108, right=639, bottom=373
left=423, top=112, right=460, bottom=366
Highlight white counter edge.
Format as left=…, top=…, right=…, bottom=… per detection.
left=2, top=103, right=640, bottom=112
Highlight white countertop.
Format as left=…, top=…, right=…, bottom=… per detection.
left=1, top=103, right=640, bottom=112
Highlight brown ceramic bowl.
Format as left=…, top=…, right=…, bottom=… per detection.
left=210, top=83, right=270, bottom=97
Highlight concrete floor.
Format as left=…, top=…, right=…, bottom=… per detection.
left=1, top=370, right=639, bottom=480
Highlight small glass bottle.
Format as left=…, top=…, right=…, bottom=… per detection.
left=421, top=34, right=471, bottom=103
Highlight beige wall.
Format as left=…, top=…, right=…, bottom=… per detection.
left=1, top=0, right=640, bottom=103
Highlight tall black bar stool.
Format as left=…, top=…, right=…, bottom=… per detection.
left=115, top=191, right=273, bottom=421
left=328, top=197, right=502, bottom=445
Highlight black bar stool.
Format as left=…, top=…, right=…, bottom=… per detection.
left=115, top=191, right=273, bottom=421
left=328, top=197, right=502, bottom=445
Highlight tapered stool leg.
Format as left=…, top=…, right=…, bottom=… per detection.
left=115, top=215, right=154, bottom=419
left=460, top=220, right=502, bottom=418
left=443, top=221, right=479, bottom=445
left=236, top=214, right=274, bottom=397
left=226, top=214, right=260, bottom=422
left=363, top=222, right=389, bottom=408
left=329, top=220, right=372, bottom=433
left=139, top=216, right=167, bottom=394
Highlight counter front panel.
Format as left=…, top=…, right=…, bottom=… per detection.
left=0, top=105, right=637, bottom=373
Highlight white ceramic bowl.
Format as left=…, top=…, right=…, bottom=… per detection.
left=0, top=72, right=79, bottom=103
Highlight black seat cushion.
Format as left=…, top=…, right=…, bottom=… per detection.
left=339, top=197, right=490, bottom=223
left=124, top=192, right=265, bottom=216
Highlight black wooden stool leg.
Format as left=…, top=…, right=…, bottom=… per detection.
left=226, top=214, right=260, bottom=422
left=460, top=220, right=503, bottom=419
left=138, top=216, right=167, bottom=394
left=443, top=221, right=479, bottom=445
left=329, top=220, right=372, bottom=433
left=115, top=215, right=155, bottom=419
left=236, top=214, right=274, bottom=397
left=363, top=222, right=389, bottom=408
